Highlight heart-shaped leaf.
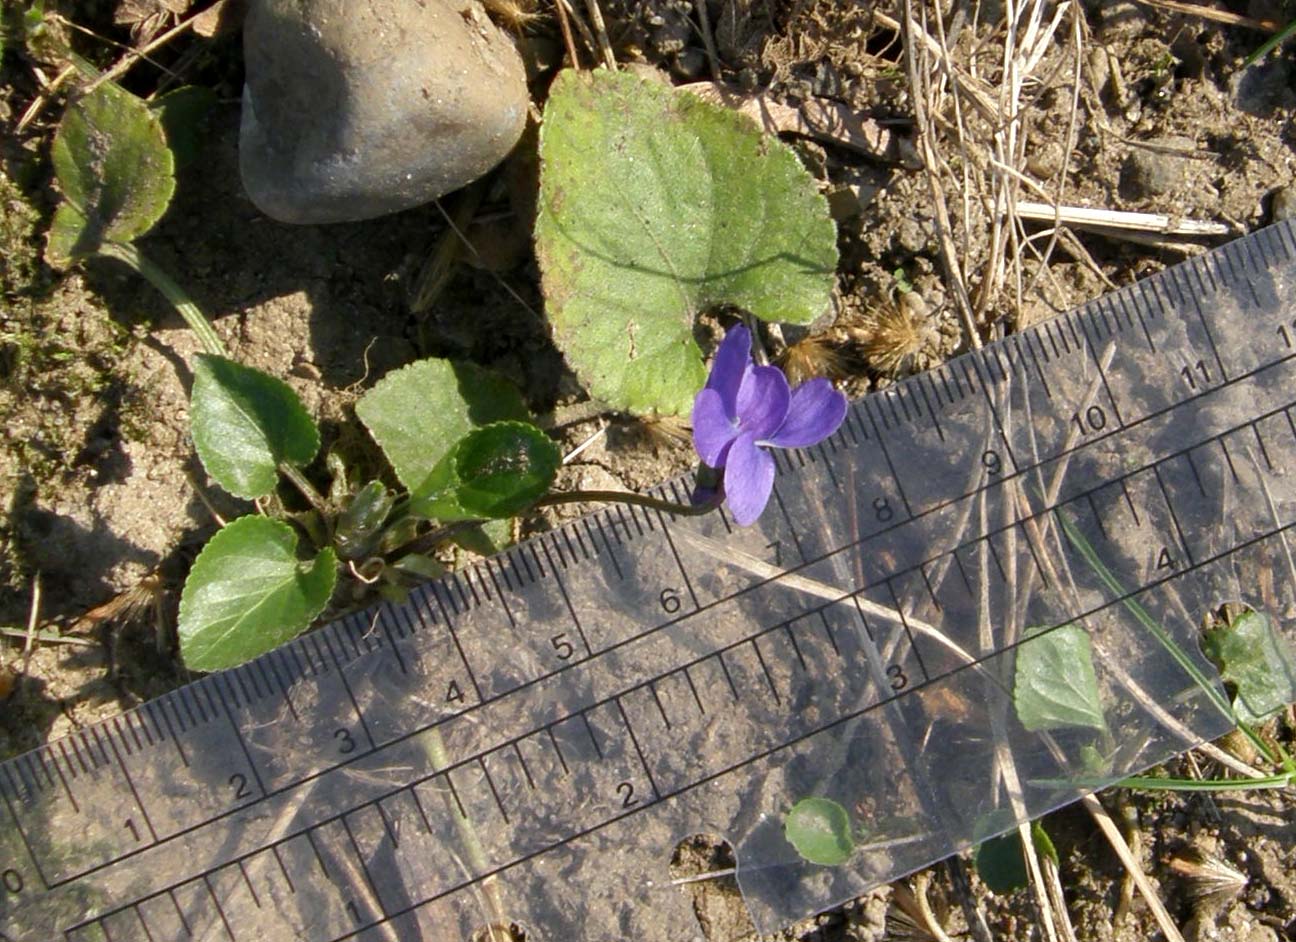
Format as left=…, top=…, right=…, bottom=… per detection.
left=535, top=69, right=837, bottom=415
left=1013, top=624, right=1107, bottom=733
left=784, top=797, right=854, bottom=866
left=411, top=421, right=560, bottom=521
left=973, top=818, right=1056, bottom=895
left=191, top=354, right=320, bottom=499
left=47, top=81, right=175, bottom=265
left=150, top=85, right=218, bottom=168
left=356, top=359, right=530, bottom=493
left=1203, top=609, right=1296, bottom=724
left=178, top=516, right=337, bottom=671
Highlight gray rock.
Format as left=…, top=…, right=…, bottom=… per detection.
left=1119, top=140, right=1192, bottom=200
left=240, top=0, right=528, bottom=224
left=1271, top=184, right=1296, bottom=223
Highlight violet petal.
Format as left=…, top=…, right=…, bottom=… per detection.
left=704, top=325, right=752, bottom=420
left=765, top=378, right=848, bottom=449
left=723, top=431, right=776, bottom=526
left=692, top=387, right=740, bottom=466
left=735, top=364, right=791, bottom=439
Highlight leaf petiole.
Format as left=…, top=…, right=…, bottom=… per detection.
left=96, top=239, right=227, bottom=357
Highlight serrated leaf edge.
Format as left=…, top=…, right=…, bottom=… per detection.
left=178, top=515, right=336, bottom=671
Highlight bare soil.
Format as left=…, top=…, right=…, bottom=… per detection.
left=2, top=1, right=1295, bottom=940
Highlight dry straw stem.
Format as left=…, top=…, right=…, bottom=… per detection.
left=18, top=574, right=41, bottom=694
left=583, top=0, right=617, bottom=69
left=1083, top=793, right=1186, bottom=942
left=1133, top=0, right=1280, bottom=30
left=898, top=1, right=1092, bottom=342
left=19, top=5, right=208, bottom=132
left=900, top=0, right=980, bottom=349
left=1014, top=202, right=1230, bottom=237
left=692, top=0, right=722, bottom=80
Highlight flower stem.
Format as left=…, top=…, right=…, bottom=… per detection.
left=381, top=488, right=721, bottom=561
left=534, top=487, right=722, bottom=517
left=417, top=728, right=508, bottom=926
left=97, top=240, right=227, bottom=358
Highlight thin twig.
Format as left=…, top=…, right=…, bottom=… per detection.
left=19, top=575, right=41, bottom=694
left=1133, top=0, right=1279, bottom=30
left=1082, top=793, right=1186, bottom=942
left=551, top=0, right=583, bottom=68
left=901, top=0, right=982, bottom=348
left=693, top=0, right=722, bottom=80
left=0, top=625, right=96, bottom=647
left=1014, top=202, right=1230, bottom=236
left=21, top=9, right=202, bottom=131
left=583, top=0, right=617, bottom=69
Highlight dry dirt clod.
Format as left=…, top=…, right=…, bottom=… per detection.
left=239, top=0, right=529, bottom=224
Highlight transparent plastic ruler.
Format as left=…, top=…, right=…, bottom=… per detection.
left=5, top=223, right=1296, bottom=942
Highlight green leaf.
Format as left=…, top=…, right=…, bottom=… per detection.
left=784, top=797, right=854, bottom=866
left=1203, top=610, right=1296, bottom=724
left=191, top=354, right=320, bottom=499
left=535, top=69, right=837, bottom=415
left=975, top=831, right=1027, bottom=894
left=149, top=85, right=217, bottom=168
left=411, top=422, right=559, bottom=521
left=356, top=359, right=530, bottom=493
left=47, top=81, right=175, bottom=264
left=334, top=481, right=396, bottom=560
left=1031, top=820, right=1058, bottom=867
left=452, top=518, right=514, bottom=557
left=1014, top=624, right=1108, bottom=733
left=973, top=819, right=1057, bottom=894
left=178, top=516, right=337, bottom=671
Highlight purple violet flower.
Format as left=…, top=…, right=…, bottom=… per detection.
left=692, top=325, right=847, bottom=526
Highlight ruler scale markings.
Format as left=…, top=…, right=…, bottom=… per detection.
left=30, top=750, right=52, bottom=790
left=1276, top=219, right=1296, bottom=256
left=58, top=739, right=82, bottom=779
left=571, top=523, right=594, bottom=562
left=861, top=399, right=914, bottom=518
left=545, top=530, right=568, bottom=570
left=653, top=506, right=701, bottom=613
left=225, top=665, right=251, bottom=707
left=0, top=767, right=48, bottom=889
left=1152, top=463, right=1196, bottom=568
left=915, top=375, right=946, bottom=441
left=49, top=742, right=78, bottom=802
left=109, top=717, right=132, bottom=758
left=841, top=403, right=867, bottom=443
left=172, top=690, right=195, bottom=731
left=590, top=517, right=623, bottom=579
left=208, top=678, right=266, bottom=798
left=10, top=754, right=36, bottom=795
left=282, top=640, right=311, bottom=679
left=138, top=709, right=159, bottom=748
left=1043, top=319, right=1063, bottom=357
left=13, top=226, right=1296, bottom=941
left=483, top=564, right=514, bottom=627
left=134, top=904, right=156, bottom=942
left=886, top=388, right=906, bottom=426
left=1253, top=421, right=1275, bottom=470
left=1075, top=302, right=1127, bottom=429
left=251, top=657, right=277, bottom=700
left=1022, top=329, right=1054, bottom=395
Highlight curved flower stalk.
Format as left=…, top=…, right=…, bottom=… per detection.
left=692, top=325, right=848, bottom=525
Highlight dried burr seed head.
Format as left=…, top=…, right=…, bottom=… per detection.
left=853, top=290, right=937, bottom=376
